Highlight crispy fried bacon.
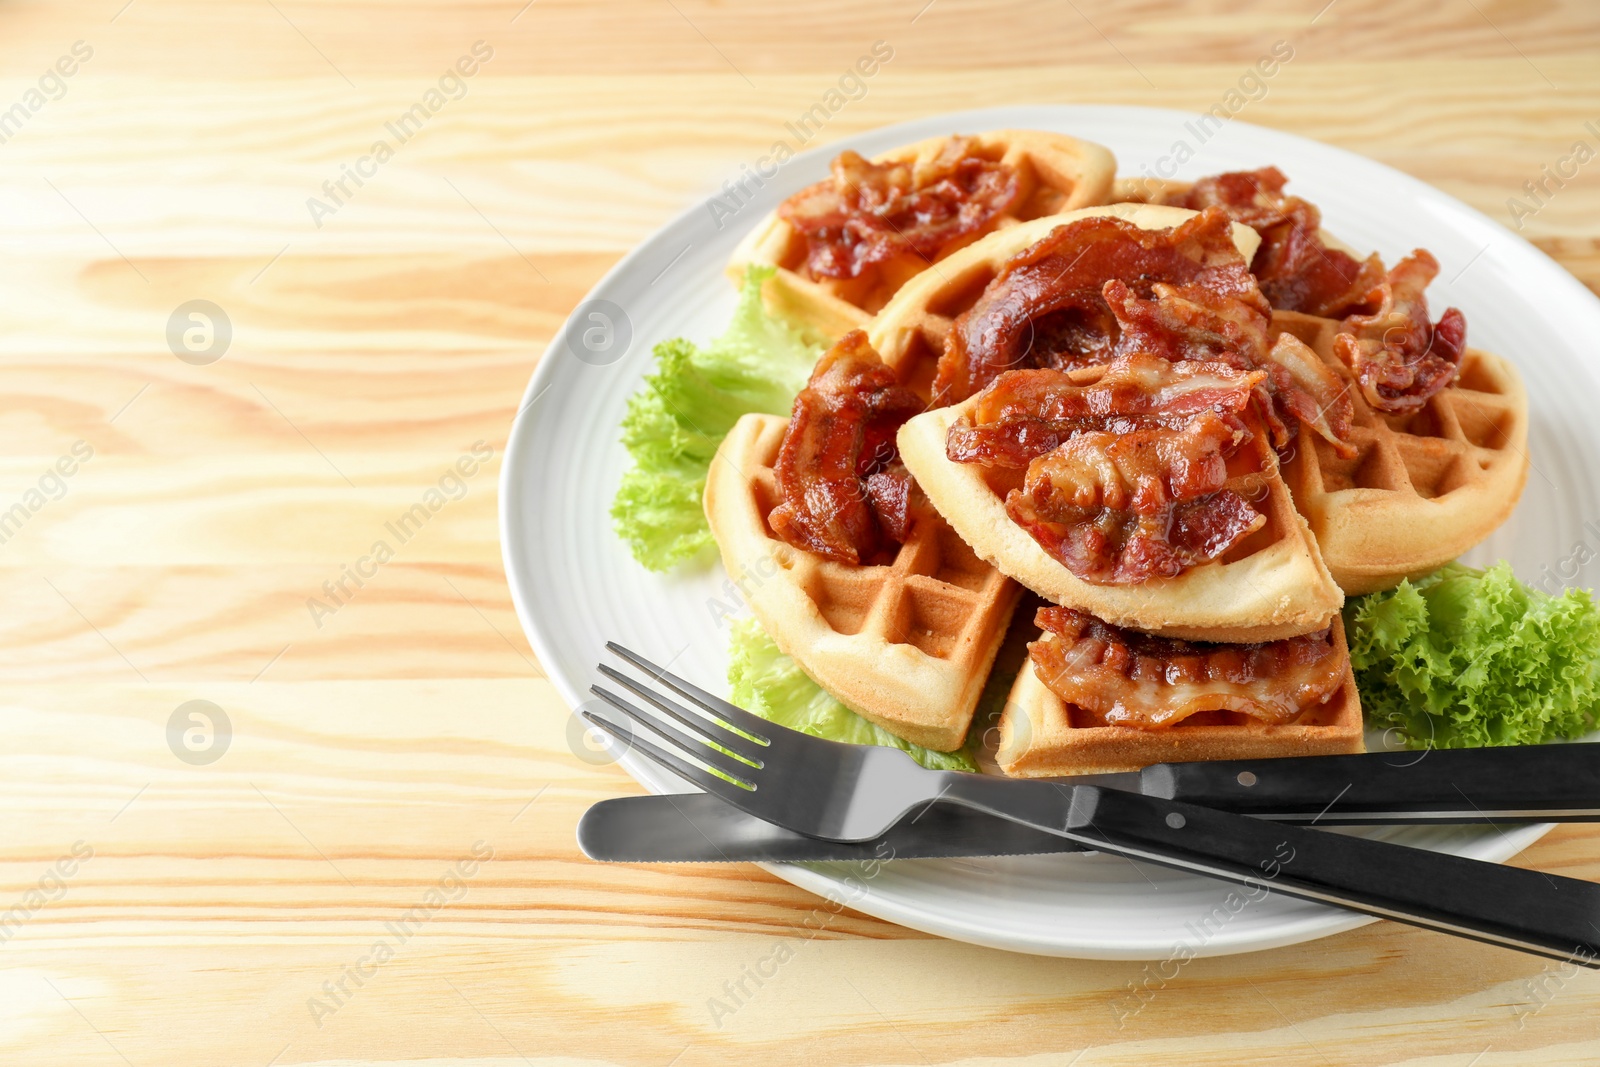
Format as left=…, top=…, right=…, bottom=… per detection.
left=1177, top=168, right=1466, bottom=413
left=946, top=354, right=1265, bottom=468
left=1104, top=278, right=1355, bottom=454
left=1029, top=607, right=1347, bottom=730
left=863, top=464, right=916, bottom=544
left=932, top=208, right=1258, bottom=404
left=1097, top=275, right=1324, bottom=452
left=1332, top=250, right=1466, bottom=413
left=947, top=355, right=1267, bottom=584
left=1007, top=414, right=1264, bottom=584
left=1175, top=167, right=1385, bottom=316
left=1261, top=332, right=1357, bottom=458
left=930, top=209, right=1350, bottom=455
left=1102, top=277, right=1271, bottom=369
left=769, top=330, right=926, bottom=565
left=778, top=136, right=1021, bottom=281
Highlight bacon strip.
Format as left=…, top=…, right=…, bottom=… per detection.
left=946, top=355, right=1268, bottom=584
left=933, top=209, right=1352, bottom=457
left=933, top=208, right=1259, bottom=404
left=769, top=331, right=926, bottom=564
left=1175, top=167, right=1384, bottom=316
left=946, top=355, right=1264, bottom=468
left=1006, top=413, right=1264, bottom=584
left=1261, top=332, right=1356, bottom=458
left=1029, top=607, right=1347, bottom=730
left=1176, top=168, right=1466, bottom=413
left=778, top=136, right=1021, bottom=281
left=1102, top=277, right=1270, bottom=369
left=1332, top=250, right=1466, bottom=413
left=1099, top=274, right=1335, bottom=453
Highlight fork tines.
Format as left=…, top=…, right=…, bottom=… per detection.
left=583, top=643, right=774, bottom=792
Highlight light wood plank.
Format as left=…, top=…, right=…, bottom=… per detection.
left=4, top=0, right=1600, bottom=1063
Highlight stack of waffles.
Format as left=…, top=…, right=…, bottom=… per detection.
left=882, top=207, right=1342, bottom=643
left=701, top=130, right=1530, bottom=775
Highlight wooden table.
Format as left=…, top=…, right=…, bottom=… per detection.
left=3, top=1, right=1598, bottom=1063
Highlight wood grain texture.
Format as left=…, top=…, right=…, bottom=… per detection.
left=3, top=1, right=1599, bottom=1064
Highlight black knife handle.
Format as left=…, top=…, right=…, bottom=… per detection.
left=1152, top=744, right=1600, bottom=823
left=940, top=774, right=1600, bottom=966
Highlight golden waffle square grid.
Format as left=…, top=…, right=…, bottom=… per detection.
left=1272, top=310, right=1529, bottom=594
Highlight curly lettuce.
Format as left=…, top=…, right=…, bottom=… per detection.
left=611, top=267, right=824, bottom=570
left=1346, top=562, right=1600, bottom=749
left=727, top=618, right=979, bottom=771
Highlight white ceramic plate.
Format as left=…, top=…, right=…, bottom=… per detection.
left=501, top=105, right=1600, bottom=960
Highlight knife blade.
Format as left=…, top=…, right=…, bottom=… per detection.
left=578, top=791, right=1087, bottom=862
left=579, top=744, right=1600, bottom=863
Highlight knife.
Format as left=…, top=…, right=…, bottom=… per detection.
left=579, top=743, right=1600, bottom=863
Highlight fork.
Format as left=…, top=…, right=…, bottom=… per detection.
left=585, top=642, right=1600, bottom=967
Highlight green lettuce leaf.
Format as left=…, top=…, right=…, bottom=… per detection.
left=1346, top=562, right=1600, bottom=749
left=611, top=267, right=824, bottom=571
left=727, top=617, right=980, bottom=772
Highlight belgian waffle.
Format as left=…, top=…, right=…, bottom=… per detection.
left=704, top=413, right=1022, bottom=751
left=879, top=205, right=1343, bottom=642
left=728, top=130, right=1118, bottom=340
left=996, top=614, right=1365, bottom=776
left=1271, top=311, right=1529, bottom=594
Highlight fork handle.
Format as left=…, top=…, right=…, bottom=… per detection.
left=940, top=775, right=1600, bottom=966
left=1152, top=743, right=1600, bottom=823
